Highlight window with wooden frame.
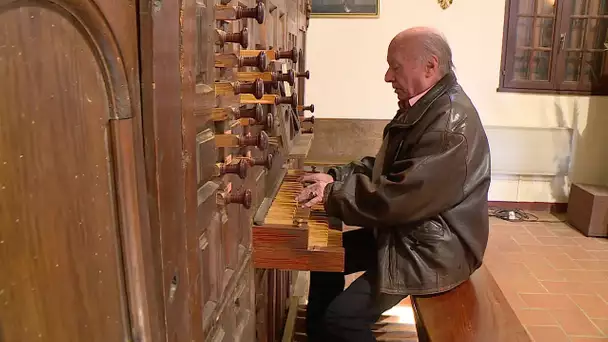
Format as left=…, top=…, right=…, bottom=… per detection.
left=499, top=0, right=608, bottom=95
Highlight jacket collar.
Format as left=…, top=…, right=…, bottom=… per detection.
left=383, top=72, right=457, bottom=136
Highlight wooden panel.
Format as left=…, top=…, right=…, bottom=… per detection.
left=139, top=0, right=193, bottom=338
left=0, top=1, right=162, bottom=341
left=143, top=0, right=313, bottom=340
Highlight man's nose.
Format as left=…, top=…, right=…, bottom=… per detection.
left=384, top=69, right=393, bottom=83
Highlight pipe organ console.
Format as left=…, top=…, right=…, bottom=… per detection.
left=2, top=0, right=326, bottom=341
left=148, top=0, right=330, bottom=341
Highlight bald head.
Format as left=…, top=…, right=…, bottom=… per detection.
left=389, top=27, right=454, bottom=75
left=385, top=27, right=453, bottom=101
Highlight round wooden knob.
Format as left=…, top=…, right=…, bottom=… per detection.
left=225, top=27, right=248, bottom=48
left=227, top=189, right=252, bottom=209
left=265, top=112, right=274, bottom=129
left=219, top=159, right=249, bottom=179
left=296, top=70, right=310, bottom=79
left=301, top=104, right=314, bottom=113
left=302, top=127, right=313, bottom=134
left=276, top=47, right=298, bottom=63
left=272, top=70, right=295, bottom=86
left=274, top=92, right=297, bottom=109
left=301, top=115, right=314, bottom=124
left=240, top=51, right=267, bottom=71
left=237, top=103, right=264, bottom=122
left=237, top=2, right=265, bottom=24
left=239, top=131, right=268, bottom=150
left=235, top=78, right=264, bottom=99
left=251, top=153, right=273, bottom=169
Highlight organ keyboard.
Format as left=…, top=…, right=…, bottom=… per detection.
left=252, top=169, right=345, bottom=272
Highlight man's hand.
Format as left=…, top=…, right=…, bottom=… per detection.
left=295, top=172, right=334, bottom=207
left=297, top=172, right=334, bottom=184
left=295, top=181, right=331, bottom=208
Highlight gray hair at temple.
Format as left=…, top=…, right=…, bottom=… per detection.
left=417, top=29, right=455, bottom=76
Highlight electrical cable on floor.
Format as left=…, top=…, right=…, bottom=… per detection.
left=488, top=206, right=566, bottom=223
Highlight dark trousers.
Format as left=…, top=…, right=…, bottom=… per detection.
left=306, top=228, right=407, bottom=342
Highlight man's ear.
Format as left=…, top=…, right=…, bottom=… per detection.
left=425, top=55, right=440, bottom=76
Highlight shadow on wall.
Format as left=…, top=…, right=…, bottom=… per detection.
left=558, top=83, right=608, bottom=204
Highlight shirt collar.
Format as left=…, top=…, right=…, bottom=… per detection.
left=408, top=86, right=432, bottom=107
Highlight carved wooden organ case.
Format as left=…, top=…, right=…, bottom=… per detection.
left=139, top=0, right=338, bottom=340
left=1, top=0, right=339, bottom=340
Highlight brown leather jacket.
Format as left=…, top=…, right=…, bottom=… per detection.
left=323, top=72, right=491, bottom=295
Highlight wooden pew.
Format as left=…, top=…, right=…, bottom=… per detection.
left=411, top=264, right=531, bottom=342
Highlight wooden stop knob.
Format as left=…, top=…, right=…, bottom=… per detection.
left=276, top=47, right=298, bottom=63
left=237, top=2, right=265, bottom=24
left=219, top=159, right=249, bottom=179
left=221, top=27, right=249, bottom=48
left=274, top=92, right=297, bottom=109
left=234, top=79, right=264, bottom=99
left=250, top=153, right=273, bottom=169
left=301, top=104, right=314, bottom=113
left=272, top=70, right=295, bottom=86
left=296, top=70, right=310, bottom=79
left=301, top=115, right=314, bottom=124
left=237, top=103, right=264, bottom=122
left=240, top=51, right=267, bottom=71
left=239, top=131, right=269, bottom=150
left=227, top=189, right=252, bottom=209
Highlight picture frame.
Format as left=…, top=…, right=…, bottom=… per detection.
left=310, top=0, right=380, bottom=18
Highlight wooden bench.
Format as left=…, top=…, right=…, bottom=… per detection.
left=411, top=264, right=531, bottom=342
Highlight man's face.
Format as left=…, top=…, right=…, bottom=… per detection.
left=384, top=41, right=437, bottom=102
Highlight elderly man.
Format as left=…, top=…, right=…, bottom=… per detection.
left=296, top=27, right=491, bottom=341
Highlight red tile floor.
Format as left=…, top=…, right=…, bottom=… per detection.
left=298, top=213, right=608, bottom=341
left=484, top=213, right=608, bottom=341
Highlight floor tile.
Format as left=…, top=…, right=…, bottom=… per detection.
left=540, top=281, right=596, bottom=295
left=526, top=325, right=570, bottom=342
left=519, top=293, right=578, bottom=311
left=524, top=257, right=567, bottom=281
left=550, top=308, right=602, bottom=336
left=544, top=253, right=582, bottom=270
left=592, top=318, right=608, bottom=335
left=562, top=246, right=597, bottom=260
left=525, top=225, right=557, bottom=237
left=589, top=251, right=608, bottom=260
left=485, top=214, right=608, bottom=341
left=515, top=308, right=557, bottom=326
left=535, top=236, right=579, bottom=246
left=569, top=294, right=608, bottom=319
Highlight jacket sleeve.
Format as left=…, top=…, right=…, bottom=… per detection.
left=326, top=156, right=376, bottom=181
left=323, top=131, right=468, bottom=227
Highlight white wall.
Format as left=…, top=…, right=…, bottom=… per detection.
left=304, top=0, right=608, bottom=202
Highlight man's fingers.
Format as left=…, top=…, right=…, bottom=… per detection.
left=301, top=195, right=322, bottom=208
left=297, top=173, right=316, bottom=182
left=295, top=186, right=314, bottom=203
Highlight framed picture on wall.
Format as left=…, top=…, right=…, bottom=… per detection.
left=311, top=0, right=379, bottom=18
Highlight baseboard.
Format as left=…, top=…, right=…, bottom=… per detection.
left=489, top=201, right=568, bottom=214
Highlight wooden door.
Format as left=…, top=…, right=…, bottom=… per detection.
left=0, top=1, right=162, bottom=341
